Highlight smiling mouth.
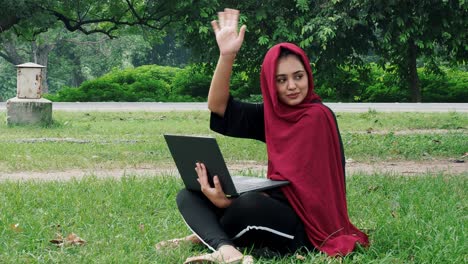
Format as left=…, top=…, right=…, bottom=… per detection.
left=287, top=93, right=299, bottom=98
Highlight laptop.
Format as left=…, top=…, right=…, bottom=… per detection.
left=164, top=134, right=289, bottom=197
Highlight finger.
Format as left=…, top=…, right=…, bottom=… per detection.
left=226, top=9, right=239, bottom=27
left=237, top=25, right=247, bottom=42
left=231, top=12, right=239, bottom=28
left=224, top=8, right=239, bottom=15
left=213, top=176, right=224, bottom=193
left=195, top=163, right=210, bottom=187
left=211, top=20, right=220, bottom=34
left=218, top=12, right=225, bottom=28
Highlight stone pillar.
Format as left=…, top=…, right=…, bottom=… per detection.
left=6, top=63, right=52, bottom=126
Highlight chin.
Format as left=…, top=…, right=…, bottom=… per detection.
left=281, top=99, right=301, bottom=106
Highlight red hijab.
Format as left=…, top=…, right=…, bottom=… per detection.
left=260, top=43, right=369, bottom=256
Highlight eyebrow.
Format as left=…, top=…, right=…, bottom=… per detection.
left=275, top=70, right=306, bottom=77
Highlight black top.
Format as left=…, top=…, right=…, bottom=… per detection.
left=210, top=96, right=346, bottom=173
left=209, top=96, right=347, bottom=199
left=210, top=96, right=266, bottom=142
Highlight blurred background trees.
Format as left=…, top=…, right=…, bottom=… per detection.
left=0, top=0, right=466, bottom=102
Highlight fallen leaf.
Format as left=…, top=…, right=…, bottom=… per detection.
left=50, top=233, right=64, bottom=245
left=138, top=223, right=145, bottom=232
left=50, top=232, right=86, bottom=246
left=10, top=223, right=23, bottom=232
left=66, top=233, right=86, bottom=246
left=296, top=254, right=306, bottom=261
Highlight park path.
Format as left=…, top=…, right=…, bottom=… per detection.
left=1, top=102, right=468, bottom=113
left=0, top=160, right=466, bottom=182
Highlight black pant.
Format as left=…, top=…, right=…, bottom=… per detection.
left=176, top=189, right=311, bottom=253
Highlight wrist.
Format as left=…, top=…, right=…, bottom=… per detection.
left=219, top=53, right=237, bottom=61
left=218, top=197, right=233, bottom=209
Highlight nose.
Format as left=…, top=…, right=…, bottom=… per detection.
left=287, top=78, right=296, bottom=90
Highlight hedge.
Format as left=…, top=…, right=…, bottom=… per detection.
left=44, top=63, right=467, bottom=102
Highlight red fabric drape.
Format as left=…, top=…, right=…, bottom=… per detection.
left=260, top=43, right=369, bottom=256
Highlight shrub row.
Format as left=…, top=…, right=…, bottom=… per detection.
left=45, top=64, right=467, bottom=102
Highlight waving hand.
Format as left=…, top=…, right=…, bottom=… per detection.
left=211, top=8, right=247, bottom=56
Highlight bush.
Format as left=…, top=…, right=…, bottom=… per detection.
left=420, top=68, right=468, bottom=102
left=172, top=65, right=211, bottom=100
left=360, top=65, right=410, bottom=102
left=48, top=62, right=467, bottom=102
left=49, top=65, right=181, bottom=102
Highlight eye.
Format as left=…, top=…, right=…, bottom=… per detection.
left=276, top=77, right=286, bottom=84
left=294, top=74, right=304, bottom=80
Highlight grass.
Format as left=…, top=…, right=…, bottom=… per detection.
left=0, top=174, right=465, bottom=263
left=0, top=111, right=466, bottom=172
left=0, top=110, right=466, bottom=262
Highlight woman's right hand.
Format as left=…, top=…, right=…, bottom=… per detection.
left=211, top=8, right=246, bottom=56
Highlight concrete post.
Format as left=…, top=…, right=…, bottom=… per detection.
left=6, top=63, right=53, bottom=126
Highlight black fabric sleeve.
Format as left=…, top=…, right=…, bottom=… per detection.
left=210, top=96, right=266, bottom=142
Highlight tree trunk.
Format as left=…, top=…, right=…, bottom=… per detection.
left=32, top=41, right=54, bottom=94
left=70, top=54, right=86, bottom=87
left=408, top=38, right=421, bottom=102
left=0, top=41, right=24, bottom=65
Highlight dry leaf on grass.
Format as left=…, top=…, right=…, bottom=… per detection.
left=50, top=232, right=86, bottom=246
left=10, top=223, right=23, bottom=232
left=296, top=254, right=306, bottom=261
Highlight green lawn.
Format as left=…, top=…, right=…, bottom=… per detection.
left=0, top=110, right=466, bottom=263
left=0, top=174, right=465, bottom=263
left=0, top=111, right=466, bottom=172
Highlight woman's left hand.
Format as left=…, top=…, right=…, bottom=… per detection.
left=195, top=162, right=233, bottom=208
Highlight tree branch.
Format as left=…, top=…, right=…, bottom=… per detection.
left=0, top=15, right=20, bottom=33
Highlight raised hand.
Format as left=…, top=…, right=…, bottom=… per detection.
left=211, top=8, right=246, bottom=56
left=195, top=162, right=233, bottom=208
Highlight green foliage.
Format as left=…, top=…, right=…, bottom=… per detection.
left=47, top=65, right=182, bottom=102
left=420, top=68, right=468, bottom=102
left=181, top=1, right=467, bottom=103
left=0, top=62, right=16, bottom=101
left=317, top=64, right=467, bottom=102
left=44, top=63, right=467, bottom=103
left=172, top=65, right=211, bottom=100
left=171, top=64, right=258, bottom=101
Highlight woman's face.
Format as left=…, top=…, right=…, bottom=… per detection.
left=275, top=55, right=309, bottom=106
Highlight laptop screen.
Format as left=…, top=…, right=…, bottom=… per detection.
left=164, top=134, right=238, bottom=195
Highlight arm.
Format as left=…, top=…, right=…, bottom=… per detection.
left=208, top=8, right=246, bottom=117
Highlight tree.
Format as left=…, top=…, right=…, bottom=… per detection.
left=0, top=27, right=62, bottom=93
left=183, top=0, right=467, bottom=102
left=304, top=0, right=468, bottom=102
left=179, top=1, right=313, bottom=94
left=369, top=0, right=467, bottom=102
left=0, top=28, right=159, bottom=96
left=1, top=0, right=213, bottom=38
left=0, top=0, right=212, bottom=96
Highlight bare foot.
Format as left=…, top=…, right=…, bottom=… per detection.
left=184, top=245, right=253, bottom=263
left=155, top=234, right=201, bottom=250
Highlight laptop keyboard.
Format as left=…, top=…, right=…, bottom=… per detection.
left=234, top=181, right=262, bottom=190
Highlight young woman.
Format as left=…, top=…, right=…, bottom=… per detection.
left=156, top=8, right=369, bottom=264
